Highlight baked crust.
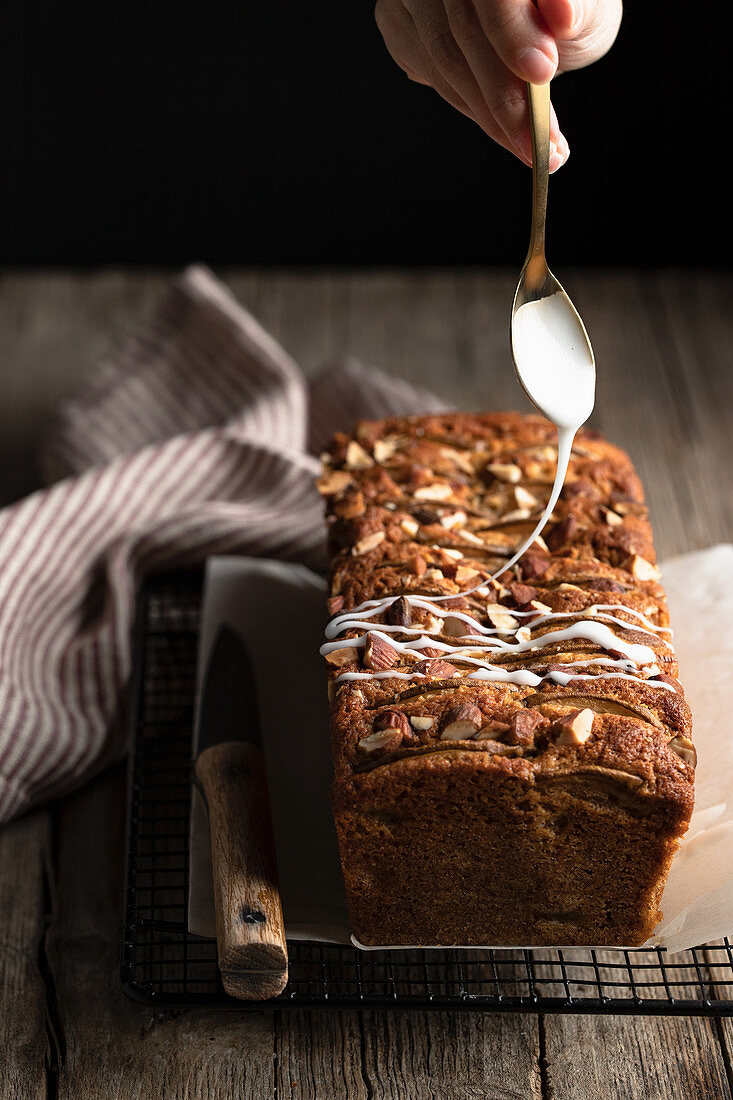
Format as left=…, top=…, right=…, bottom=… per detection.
left=319, top=412, right=694, bottom=946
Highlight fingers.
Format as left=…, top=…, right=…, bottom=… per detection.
left=374, top=0, right=572, bottom=170
left=376, top=0, right=537, bottom=161
left=443, top=0, right=567, bottom=167
left=402, top=0, right=529, bottom=157
left=375, top=0, right=477, bottom=119
left=537, top=0, right=623, bottom=71
left=470, top=0, right=558, bottom=83
left=535, top=0, right=580, bottom=40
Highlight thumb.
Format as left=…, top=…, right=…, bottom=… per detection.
left=537, top=0, right=623, bottom=72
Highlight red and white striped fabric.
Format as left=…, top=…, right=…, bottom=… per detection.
left=0, top=266, right=448, bottom=823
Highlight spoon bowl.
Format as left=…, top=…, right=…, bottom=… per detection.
left=510, top=81, right=595, bottom=429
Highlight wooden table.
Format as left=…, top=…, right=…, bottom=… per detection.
left=1, top=268, right=732, bottom=1099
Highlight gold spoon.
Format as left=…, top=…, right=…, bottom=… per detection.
left=510, top=81, right=595, bottom=426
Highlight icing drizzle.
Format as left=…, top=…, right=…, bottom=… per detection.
left=321, top=592, right=677, bottom=694
left=322, top=427, right=676, bottom=699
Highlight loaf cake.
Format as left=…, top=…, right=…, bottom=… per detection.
left=318, top=413, right=694, bottom=947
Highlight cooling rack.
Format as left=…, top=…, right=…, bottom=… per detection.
left=121, top=571, right=733, bottom=1014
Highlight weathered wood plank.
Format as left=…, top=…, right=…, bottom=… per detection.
left=48, top=767, right=277, bottom=1100
left=0, top=811, right=51, bottom=1100
left=361, top=1008, right=541, bottom=1100
left=543, top=1014, right=731, bottom=1100
left=275, top=1012, right=367, bottom=1099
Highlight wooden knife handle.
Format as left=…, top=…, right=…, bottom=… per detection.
left=195, top=741, right=288, bottom=1000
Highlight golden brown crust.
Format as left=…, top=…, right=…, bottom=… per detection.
left=320, top=412, right=694, bottom=946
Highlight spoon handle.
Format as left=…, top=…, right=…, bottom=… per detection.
left=526, top=81, right=551, bottom=271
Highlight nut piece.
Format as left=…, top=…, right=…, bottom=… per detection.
left=602, top=507, right=624, bottom=527
left=441, top=510, right=467, bottom=530
left=373, top=438, right=400, bottom=463
left=554, top=708, right=595, bottom=745
left=413, top=658, right=460, bottom=678
left=443, top=614, right=482, bottom=638
left=653, top=673, right=683, bottom=695
left=627, top=554, right=662, bottom=582
left=374, top=709, right=411, bottom=737
left=400, top=516, right=420, bottom=537
left=385, top=595, right=412, bottom=627
left=352, top=530, right=385, bottom=556
left=459, top=530, right=487, bottom=547
left=345, top=440, right=374, bottom=470
left=488, top=462, right=522, bottom=483
left=324, top=647, right=354, bottom=668
left=357, top=729, right=403, bottom=756
left=317, top=469, right=353, bottom=495
left=455, top=565, right=481, bottom=585
left=440, top=446, right=475, bottom=475
left=327, top=595, right=345, bottom=615
left=414, top=482, right=454, bottom=501
left=502, top=508, right=532, bottom=523
left=486, top=604, right=519, bottom=633
left=613, top=500, right=645, bottom=516
left=510, top=582, right=538, bottom=606
left=441, top=703, right=484, bottom=740
left=410, top=715, right=436, bottom=731
left=507, top=709, right=544, bottom=745
left=547, top=515, right=579, bottom=552
left=668, top=735, right=697, bottom=767
left=408, top=554, right=427, bottom=577
left=424, top=613, right=445, bottom=634
left=363, top=632, right=399, bottom=671
left=514, top=485, right=538, bottom=510
left=475, top=719, right=511, bottom=740
left=521, top=553, right=550, bottom=580
left=335, top=490, right=366, bottom=519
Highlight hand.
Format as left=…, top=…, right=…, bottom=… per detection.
left=374, top=0, right=622, bottom=171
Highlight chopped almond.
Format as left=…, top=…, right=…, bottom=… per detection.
left=554, top=708, right=595, bottom=745
left=345, top=440, right=374, bottom=470
left=487, top=462, right=522, bottom=483
left=352, top=530, right=385, bottom=556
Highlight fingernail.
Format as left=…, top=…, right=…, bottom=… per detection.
left=549, top=145, right=565, bottom=173
left=568, top=0, right=582, bottom=31
left=517, top=47, right=557, bottom=84
left=558, top=133, right=570, bottom=159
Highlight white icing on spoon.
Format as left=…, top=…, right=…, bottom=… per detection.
left=512, top=294, right=596, bottom=433
left=499, top=292, right=596, bottom=580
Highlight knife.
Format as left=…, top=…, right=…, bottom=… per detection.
left=193, top=624, right=288, bottom=1000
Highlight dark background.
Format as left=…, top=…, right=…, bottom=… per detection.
left=0, top=2, right=723, bottom=267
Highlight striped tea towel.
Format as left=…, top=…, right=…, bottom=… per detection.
left=0, top=266, right=448, bottom=823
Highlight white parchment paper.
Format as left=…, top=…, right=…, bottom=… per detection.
left=189, top=547, right=733, bottom=954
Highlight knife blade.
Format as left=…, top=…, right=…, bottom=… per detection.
left=193, top=624, right=288, bottom=1000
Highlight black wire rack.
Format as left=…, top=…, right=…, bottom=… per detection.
left=122, top=571, right=733, bottom=1015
